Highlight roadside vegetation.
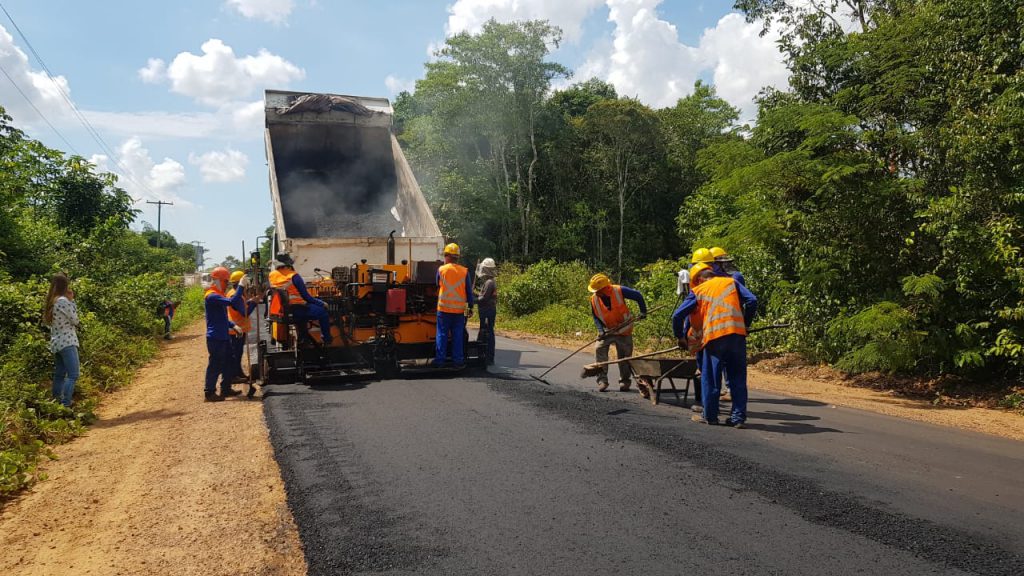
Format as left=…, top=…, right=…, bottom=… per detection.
left=0, top=107, right=202, bottom=497
left=397, top=1, right=1024, bottom=406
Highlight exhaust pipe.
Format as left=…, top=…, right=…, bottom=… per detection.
left=387, top=230, right=396, bottom=265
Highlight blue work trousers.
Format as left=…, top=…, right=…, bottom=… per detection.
left=231, top=334, right=246, bottom=376
left=205, top=338, right=232, bottom=394
left=52, top=345, right=80, bottom=407
left=699, top=334, right=748, bottom=424
left=477, top=307, right=496, bottom=362
left=435, top=312, right=467, bottom=366
left=292, top=304, right=332, bottom=345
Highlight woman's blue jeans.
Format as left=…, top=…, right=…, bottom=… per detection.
left=52, top=345, right=80, bottom=407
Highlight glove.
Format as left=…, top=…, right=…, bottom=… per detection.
left=465, top=308, right=474, bottom=319
left=597, top=330, right=608, bottom=341
left=677, top=337, right=688, bottom=349
left=238, top=274, right=251, bottom=289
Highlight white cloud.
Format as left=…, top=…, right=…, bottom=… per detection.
left=89, top=137, right=190, bottom=206
left=384, top=74, right=415, bottom=96
left=577, top=1, right=788, bottom=119
left=698, top=13, right=789, bottom=122
left=445, top=0, right=604, bottom=43
left=189, top=148, right=249, bottom=183
left=225, top=0, right=294, bottom=24
left=0, top=24, right=71, bottom=125
left=140, top=39, right=304, bottom=106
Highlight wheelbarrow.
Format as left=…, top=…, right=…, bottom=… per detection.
left=629, top=357, right=698, bottom=407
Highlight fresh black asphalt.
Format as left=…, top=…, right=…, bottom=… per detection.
left=264, top=335, right=1024, bottom=575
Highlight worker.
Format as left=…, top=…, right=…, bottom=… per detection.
left=435, top=243, right=474, bottom=367
left=204, top=267, right=252, bottom=402
left=680, top=262, right=711, bottom=411
left=158, top=297, right=179, bottom=340
left=227, top=270, right=257, bottom=382
left=268, top=252, right=332, bottom=347
left=671, top=263, right=757, bottom=427
left=710, top=246, right=746, bottom=286
left=589, top=273, right=647, bottom=392
left=475, top=257, right=498, bottom=365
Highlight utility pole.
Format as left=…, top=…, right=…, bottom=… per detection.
left=146, top=200, right=173, bottom=248
left=191, top=241, right=206, bottom=273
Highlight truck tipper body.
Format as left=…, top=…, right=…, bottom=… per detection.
left=264, top=90, right=444, bottom=277
left=256, top=90, right=482, bottom=384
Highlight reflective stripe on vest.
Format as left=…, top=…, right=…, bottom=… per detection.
left=269, top=268, right=306, bottom=306
left=226, top=288, right=251, bottom=333
left=437, top=263, right=469, bottom=313
left=591, top=285, right=633, bottom=336
left=691, top=277, right=746, bottom=347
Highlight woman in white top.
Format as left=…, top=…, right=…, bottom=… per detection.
left=43, top=273, right=80, bottom=407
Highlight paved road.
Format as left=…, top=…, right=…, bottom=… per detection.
left=264, top=335, right=1024, bottom=576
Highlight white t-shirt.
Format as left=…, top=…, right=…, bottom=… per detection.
left=676, top=269, right=690, bottom=296
left=48, top=296, right=80, bottom=353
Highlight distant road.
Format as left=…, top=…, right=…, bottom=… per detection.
left=264, top=335, right=1024, bottom=576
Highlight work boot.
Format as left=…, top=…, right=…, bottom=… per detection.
left=220, top=388, right=242, bottom=398
left=691, top=414, right=718, bottom=425
left=618, top=382, right=631, bottom=392
left=723, top=419, right=745, bottom=429
left=597, top=381, right=609, bottom=392
left=204, top=392, right=224, bottom=402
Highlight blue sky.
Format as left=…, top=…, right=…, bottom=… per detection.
left=0, top=0, right=788, bottom=266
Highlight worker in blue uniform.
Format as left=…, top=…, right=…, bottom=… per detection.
left=672, top=263, right=758, bottom=427
left=435, top=243, right=475, bottom=367
left=204, top=266, right=258, bottom=401
left=710, top=246, right=746, bottom=286
left=269, top=252, right=333, bottom=346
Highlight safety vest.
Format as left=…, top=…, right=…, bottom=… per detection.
left=204, top=286, right=223, bottom=300
left=226, top=287, right=250, bottom=334
left=591, top=285, right=633, bottom=336
left=690, top=276, right=746, bottom=348
left=437, top=263, right=469, bottom=313
left=269, top=268, right=306, bottom=307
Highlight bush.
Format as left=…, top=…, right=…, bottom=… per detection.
left=826, top=301, right=925, bottom=374
left=499, top=260, right=593, bottom=316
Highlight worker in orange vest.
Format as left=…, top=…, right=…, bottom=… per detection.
left=588, top=273, right=647, bottom=392
left=268, top=252, right=332, bottom=346
left=671, top=263, right=758, bottom=427
left=434, top=243, right=474, bottom=368
left=227, top=270, right=257, bottom=381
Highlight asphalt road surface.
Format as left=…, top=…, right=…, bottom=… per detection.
left=264, top=335, right=1024, bottom=576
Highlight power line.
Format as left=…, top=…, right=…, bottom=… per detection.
left=0, top=2, right=160, bottom=199
left=0, top=61, right=80, bottom=154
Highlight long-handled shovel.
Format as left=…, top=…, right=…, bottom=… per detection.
left=529, top=303, right=669, bottom=385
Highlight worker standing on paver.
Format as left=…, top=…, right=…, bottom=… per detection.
left=589, top=273, right=647, bottom=392
left=475, top=257, right=498, bottom=365
left=671, top=264, right=757, bottom=427
left=435, top=243, right=474, bottom=368
left=268, top=253, right=333, bottom=347
left=227, top=270, right=257, bottom=382
left=204, top=267, right=249, bottom=402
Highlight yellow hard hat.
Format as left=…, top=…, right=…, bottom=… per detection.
left=710, top=246, right=732, bottom=262
left=689, top=262, right=712, bottom=279
left=691, top=248, right=714, bottom=264
left=229, top=270, right=245, bottom=283
left=443, top=243, right=461, bottom=256
left=588, top=273, right=612, bottom=293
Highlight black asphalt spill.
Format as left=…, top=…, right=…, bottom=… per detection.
left=264, top=394, right=448, bottom=575
left=486, top=376, right=1024, bottom=576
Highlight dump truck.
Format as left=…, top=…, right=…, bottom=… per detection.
left=255, top=90, right=483, bottom=384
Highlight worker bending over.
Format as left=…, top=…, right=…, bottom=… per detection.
left=227, top=270, right=257, bottom=381
left=435, top=243, right=474, bottom=368
left=672, top=263, right=757, bottom=427
left=269, top=252, right=333, bottom=346
left=204, top=267, right=255, bottom=402
left=589, top=273, right=647, bottom=392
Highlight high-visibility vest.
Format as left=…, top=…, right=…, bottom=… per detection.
left=690, top=276, right=746, bottom=348
left=591, top=285, right=633, bottom=336
left=226, top=287, right=250, bottom=334
left=437, top=263, right=469, bottom=313
left=269, top=268, right=306, bottom=306
left=204, top=286, right=223, bottom=300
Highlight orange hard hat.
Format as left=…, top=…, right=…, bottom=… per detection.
left=211, top=266, right=231, bottom=281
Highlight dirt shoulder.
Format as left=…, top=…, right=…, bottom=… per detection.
left=0, top=321, right=306, bottom=576
left=498, top=329, right=1024, bottom=442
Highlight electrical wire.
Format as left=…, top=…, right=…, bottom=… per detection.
left=0, top=2, right=161, bottom=198
left=0, top=60, right=80, bottom=154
